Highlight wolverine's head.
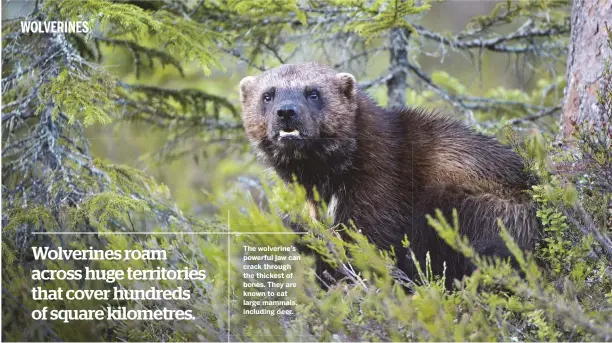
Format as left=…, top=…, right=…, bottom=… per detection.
left=239, top=63, right=359, bottom=169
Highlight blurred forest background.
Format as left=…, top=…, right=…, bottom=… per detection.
left=2, top=0, right=611, bottom=342
left=2, top=0, right=569, bottom=216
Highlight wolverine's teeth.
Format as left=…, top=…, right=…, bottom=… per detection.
left=279, top=130, right=300, bottom=138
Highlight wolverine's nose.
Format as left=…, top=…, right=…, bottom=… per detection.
left=277, top=103, right=298, bottom=120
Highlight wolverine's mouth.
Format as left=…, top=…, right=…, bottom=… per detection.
left=278, top=129, right=301, bottom=140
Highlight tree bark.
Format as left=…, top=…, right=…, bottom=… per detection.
left=560, top=0, right=612, bottom=142
left=386, top=28, right=410, bottom=109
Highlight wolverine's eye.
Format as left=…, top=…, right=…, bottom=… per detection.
left=262, top=93, right=272, bottom=103
left=308, top=90, right=319, bottom=100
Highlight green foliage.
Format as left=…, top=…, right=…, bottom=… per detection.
left=46, top=0, right=160, bottom=34
left=228, top=0, right=307, bottom=25
left=38, top=69, right=115, bottom=126
left=431, top=71, right=466, bottom=97
left=336, top=0, right=431, bottom=40
left=468, top=0, right=569, bottom=32
left=76, top=192, right=151, bottom=227
left=48, top=0, right=222, bottom=74
left=3, top=207, right=58, bottom=234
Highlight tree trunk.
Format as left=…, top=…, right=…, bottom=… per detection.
left=560, top=0, right=612, bottom=141
left=386, top=28, right=410, bottom=109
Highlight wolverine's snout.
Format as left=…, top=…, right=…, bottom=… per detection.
left=277, top=102, right=299, bottom=120
left=270, top=100, right=305, bottom=143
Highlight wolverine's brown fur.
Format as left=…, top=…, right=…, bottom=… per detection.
left=239, top=63, right=539, bottom=286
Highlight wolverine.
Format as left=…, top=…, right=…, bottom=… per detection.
left=239, top=62, right=539, bottom=287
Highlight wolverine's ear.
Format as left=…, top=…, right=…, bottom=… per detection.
left=239, top=76, right=256, bottom=102
left=335, top=72, right=357, bottom=99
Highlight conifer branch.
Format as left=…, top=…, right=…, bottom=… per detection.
left=92, top=36, right=185, bottom=77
